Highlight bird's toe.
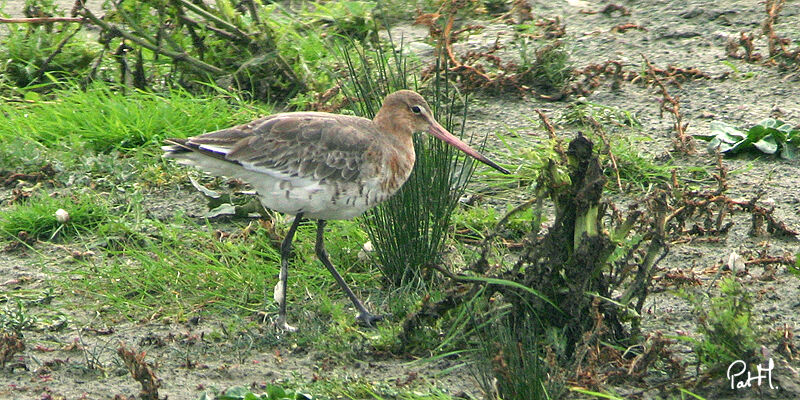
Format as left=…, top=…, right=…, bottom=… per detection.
left=356, top=312, right=384, bottom=327
left=274, top=318, right=298, bottom=332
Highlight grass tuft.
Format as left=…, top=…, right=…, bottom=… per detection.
left=521, top=41, right=573, bottom=95
left=677, top=277, right=759, bottom=372
left=472, top=299, right=561, bottom=400
left=341, top=38, right=485, bottom=288
left=0, top=191, right=110, bottom=241
left=0, top=23, right=99, bottom=88
left=0, top=83, right=266, bottom=153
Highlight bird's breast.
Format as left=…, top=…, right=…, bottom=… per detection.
left=372, top=144, right=415, bottom=197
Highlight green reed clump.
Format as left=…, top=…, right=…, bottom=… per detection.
left=341, top=38, right=484, bottom=288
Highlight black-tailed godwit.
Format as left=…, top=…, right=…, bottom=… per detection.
left=163, top=90, right=510, bottom=330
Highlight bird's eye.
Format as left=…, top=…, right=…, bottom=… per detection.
left=410, top=105, right=422, bottom=114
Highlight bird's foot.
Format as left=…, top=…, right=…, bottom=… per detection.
left=274, top=317, right=298, bottom=332
left=356, top=312, right=383, bottom=327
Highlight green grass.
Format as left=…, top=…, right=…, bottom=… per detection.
left=68, top=215, right=380, bottom=323
left=608, top=135, right=675, bottom=191
left=65, top=210, right=412, bottom=361
left=0, top=190, right=111, bottom=241
left=0, top=8, right=504, bottom=399
left=0, top=80, right=387, bottom=330
left=452, top=203, right=534, bottom=243
left=559, top=100, right=694, bottom=192
left=204, top=376, right=461, bottom=400
left=473, top=304, right=559, bottom=400
left=522, top=41, right=574, bottom=95
left=0, top=83, right=268, bottom=155
left=75, top=220, right=279, bottom=320
left=0, top=300, right=38, bottom=334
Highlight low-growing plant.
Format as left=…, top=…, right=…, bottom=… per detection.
left=562, top=100, right=641, bottom=129
left=465, top=134, right=670, bottom=373
left=0, top=16, right=99, bottom=88
left=452, top=203, right=533, bottom=242
left=520, top=41, right=573, bottom=95
left=561, top=100, right=679, bottom=192
left=607, top=135, right=676, bottom=191
left=342, top=39, right=488, bottom=289
left=695, top=118, right=800, bottom=159
left=299, top=1, right=376, bottom=40
left=472, top=301, right=563, bottom=400
left=677, top=277, right=759, bottom=372
left=71, top=219, right=280, bottom=319
left=200, top=384, right=312, bottom=400
left=720, top=60, right=755, bottom=80
left=471, top=130, right=555, bottom=199
left=0, top=300, right=38, bottom=334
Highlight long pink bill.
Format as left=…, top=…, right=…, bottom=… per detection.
left=427, top=121, right=511, bottom=174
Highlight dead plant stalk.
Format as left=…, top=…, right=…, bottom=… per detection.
left=642, top=54, right=694, bottom=154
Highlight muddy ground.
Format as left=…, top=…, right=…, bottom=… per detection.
left=2, top=0, right=800, bottom=399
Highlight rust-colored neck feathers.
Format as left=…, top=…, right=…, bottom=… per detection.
left=371, top=90, right=431, bottom=194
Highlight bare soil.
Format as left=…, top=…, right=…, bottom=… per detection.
left=3, top=0, right=800, bottom=399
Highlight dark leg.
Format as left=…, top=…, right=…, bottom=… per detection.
left=315, top=220, right=383, bottom=326
left=275, top=213, right=303, bottom=331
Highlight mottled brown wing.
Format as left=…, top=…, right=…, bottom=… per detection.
left=182, top=112, right=377, bottom=183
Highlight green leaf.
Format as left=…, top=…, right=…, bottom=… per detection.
left=781, top=140, right=799, bottom=160
left=265, top=385, right=287, bottom=400
left=221, top=386, right=251, bottom=399
left=706, top=136, right=732, bottom=153
left=752, top=134, right=778, bottom=154
left=703, top=118, right=800, bottom=159
left=692, top=134, right=716, bottom=141
left=710, top=121, right=746, bottom=142
left=704, top=121, right=747, bottom=153
left=451, top=275, right=562, bottom=313
left=754, top=117, right=781, bottom=130
left=749, top=119, right=787, bottom=143
left=774, top=120, right=795, bottom=134
left=23, top=91, right=41, bottom=102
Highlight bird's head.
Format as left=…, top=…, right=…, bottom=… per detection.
left=377, top=90, right=510, bottom=175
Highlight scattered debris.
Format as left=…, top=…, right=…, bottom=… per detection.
left=117, top=344, right=163, bottom=400
left=610, top=23, right=647, bottom=33
left=726, top=32, right=762, bottom=62
left=1, top=332, right=26, bottom=368
left=1, top=164, right=56, bottom=187
left=763, top=0, right=800, bottom=70
left=579, top=4, right=631, bottom=17
left=727, top=0, right=800, bottom=72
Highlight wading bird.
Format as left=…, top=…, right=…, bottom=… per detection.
left=163, top=90, right=510, bottom=331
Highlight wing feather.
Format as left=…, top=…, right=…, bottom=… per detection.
left=166, top=112, right=378, bottom=184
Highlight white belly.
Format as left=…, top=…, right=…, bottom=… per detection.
left=170, top=152, right=394, bottom=220
left=250, top=174, right=391, bottom=220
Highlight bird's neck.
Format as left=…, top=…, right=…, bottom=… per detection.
left=374, top=111, right=414, bottom=154
left=374, top=109, right=412, bottom=138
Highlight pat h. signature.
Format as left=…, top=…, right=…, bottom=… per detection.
left=727, top=358, right=777, bottom=390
